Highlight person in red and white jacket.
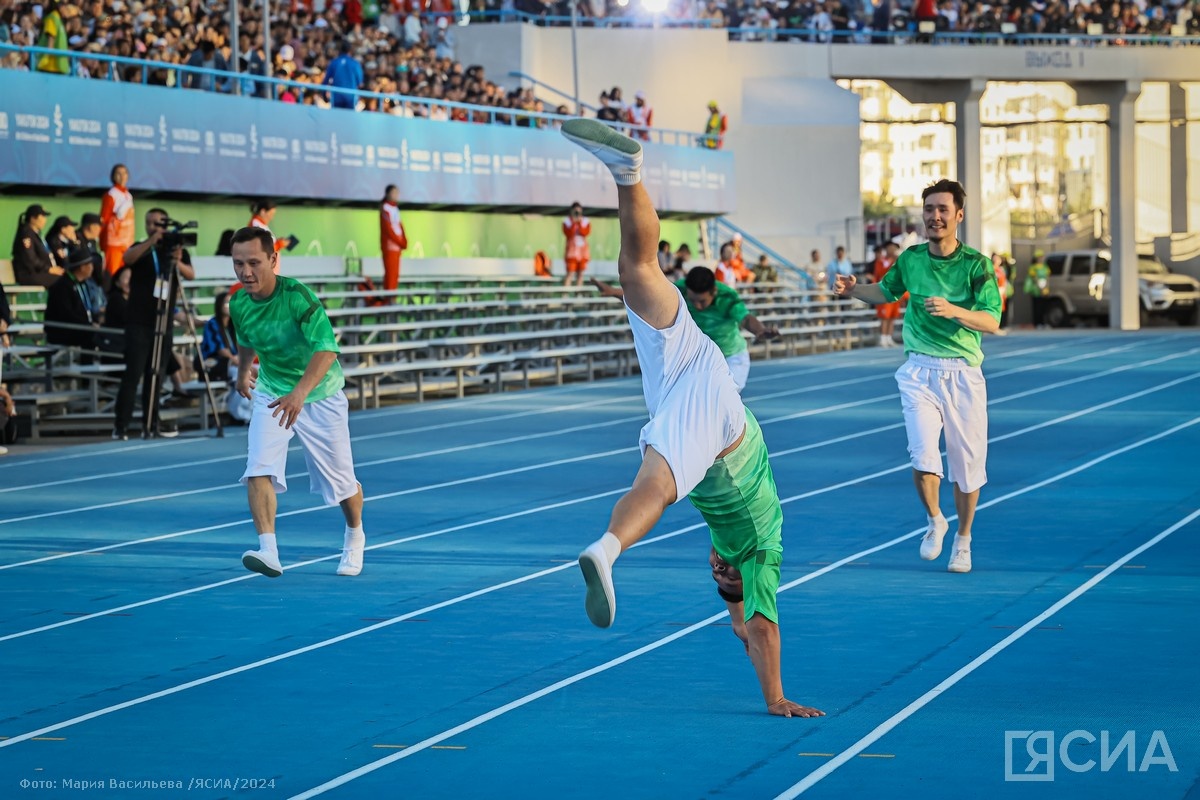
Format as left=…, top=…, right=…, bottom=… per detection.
left=626, top=90, right=653, bottom=141
left=380, top=184, right=408, bottom=293
left=563, top=202, right=591, bottom=287
left=249, top=199, right=296, bottom=274
left=99, top=164, right=135, bottom=276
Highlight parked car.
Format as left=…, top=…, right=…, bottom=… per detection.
left=1040, top=249, right=1200, bottom=327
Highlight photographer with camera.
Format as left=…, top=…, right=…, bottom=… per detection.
left=112, top=208, right=196, bottom=440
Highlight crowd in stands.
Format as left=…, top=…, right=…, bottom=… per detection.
left=0, top=0, right=575, bottom=121
left=501, top=0, right=1199, bottom=38
left=3, top=0, right=1196, bottom=135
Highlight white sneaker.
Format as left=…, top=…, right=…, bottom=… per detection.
left=948, top=548, right=972, bottom=573
left=578, top=541, right=616, bottom=628
left=919, top=517, right=949, bottom=560
left=561, top=119, right=643, bottom=185
left=242, top=549, right=283, bottom=578
left=337, top=536, right=364, bottom=577
left=0, top=445, right=7, bottom=455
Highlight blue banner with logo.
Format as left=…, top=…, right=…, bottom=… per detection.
left=0, top=71, right=735, bottom=214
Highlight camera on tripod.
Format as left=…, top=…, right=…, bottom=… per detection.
left=159, top=218, right=199, bottom=249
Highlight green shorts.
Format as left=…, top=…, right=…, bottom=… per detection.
left=688, top=409, right=784, bottom=623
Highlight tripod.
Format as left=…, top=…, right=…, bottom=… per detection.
left=143, top=256, right=225, bottom=438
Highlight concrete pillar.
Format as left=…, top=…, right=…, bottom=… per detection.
left=1169, top=82, right=1188, bottom=233
left=1075, top=80, right=1142, bottom=331
left=887, top=79, right=987, bottom=250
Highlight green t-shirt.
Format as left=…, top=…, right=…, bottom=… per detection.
left=879, top=243, right=1001, bottom=367
left=230, top=276, right=344, bottom=402
left=688, top=409, right=784, bottom=622
left=674, top=279, right=750, bottom=357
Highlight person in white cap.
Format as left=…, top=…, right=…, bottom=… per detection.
left=626, top=90, right=653, bottom=141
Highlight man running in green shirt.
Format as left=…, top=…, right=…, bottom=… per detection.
left=592, top=266, right=779, bottom=391
left=229, top=226, right=366, bottom=579
left=562, top=118, right=822, bottom=718
left=834, top=179, right=1001, bottom=574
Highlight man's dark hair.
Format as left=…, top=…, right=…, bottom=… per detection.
left=922, top=179, right=966, bottom=210
left=81, top=212, right=102, bottom=228
left=229, top=226, right=275, bottom=255
left=717, top=586, right=744, bottom=604
left=147, top=207, right=169, bottom=218
left=339, top=39, right=351, bottom=55
left=685, top=266, right=716, bottom=294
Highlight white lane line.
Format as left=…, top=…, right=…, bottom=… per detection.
left=0, top=488, right=631, bottom=644
left=1, top=347, right=1195, bottom=575
left=0, top=336, right=1119, bottom=489
left=2, top=415, right=1193, bottom=755
left=286, top=420, right=1200, bottom=799
left=771, top=507, right=1200, bottom=800
left=1, top=338, right=1178, bottom=527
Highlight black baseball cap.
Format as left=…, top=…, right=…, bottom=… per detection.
left=25, top=203, right=51, bottom=218
left=81, top=212, right=102, bottom=227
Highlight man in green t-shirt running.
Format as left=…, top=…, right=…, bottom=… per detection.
left=591, top=265, right=779, bottom=391
left=834, top=179, right=1001, bottom=574
left=228, top=227, right=366, bottom=579
left=562, top=118, right=822, bottom=718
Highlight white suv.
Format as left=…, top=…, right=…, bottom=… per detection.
left=1041, top=249, right=1200, bottom=327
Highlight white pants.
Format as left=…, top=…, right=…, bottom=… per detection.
left=726, top=351, right=750, bottom=392
left=628, top=293, right=745, bottom=502
left=241, top=389, right=360, bottom=506
left=895, top=354, right=988, bottom=493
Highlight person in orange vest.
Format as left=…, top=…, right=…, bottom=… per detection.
left=873, top=241, right=903, bottom=347
left=379, top=184, right=408, bottom=294
left=728, top=233, right=756, bottom=284
left=563, top=201, right=591, bottom=287
left=702, top=100, right=728, bottom=149
left=100, top=164, right=136, bottom=276
left=248, top=200, right=297, bottom=274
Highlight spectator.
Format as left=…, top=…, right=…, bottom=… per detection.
left=0, top=384, right=15, bottom=456
left=184, top=37, right=230, bottom=92
left=596, top=90, right=622, bottom=123
left=673, top=242, right=692, bottom=277
left=198, top=290, right=238, bottom=383
left=728, top=233, right=755, bottom=284
left=432, top=16, right=454, bottom=60
left=752, top=254, right=778, bottom=283
left=100, top=163, right=135, bottom=276
left=97, top=264, right=131, bottom=356
left=562, top=201, right=592, bottom=287
left=873, top=241, right=902, bottom=346
left=324, top=39, right=364, bottom=110
left=714, top=241, right=737, bottom=285
left=45, top=215, right=81, bottom=268
left=991, top=252, right=1012, bottom=334
left=78, top=212, right=107, bottom=289
left=11, top=204, right=63, bottom=288
left=36, top=0, right=70, bottom=74
left=1023, top=249, right=1051, bottom=329
left=44, top=246, right=101, bottom=353
left=826, top=245, right=854, bottom=291
left=702, top=100, right=728, bottom=149
left=806, top=249, right=824, bottom=290
left=657, top=239, right=673, bottom=275
left=626, top=90, right=653, bottom=141
left=0, top=271, right=11, bottom=347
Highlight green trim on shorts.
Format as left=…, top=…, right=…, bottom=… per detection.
left=688, top=408, right=784, bottom=623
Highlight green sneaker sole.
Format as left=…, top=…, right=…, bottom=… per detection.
left=561, top=119, right=642, bottom=155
